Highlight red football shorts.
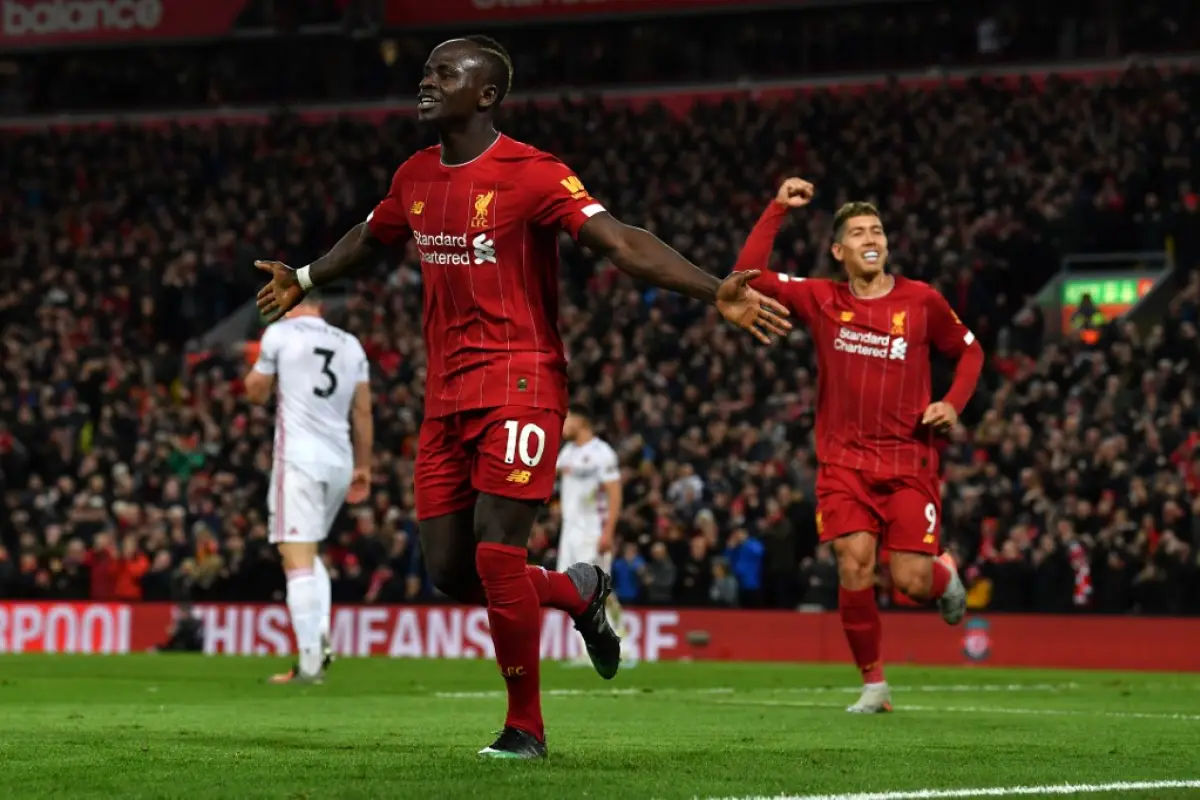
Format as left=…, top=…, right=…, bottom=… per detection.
left=414, top=405, right=564, bottom=521
left=815, top=463, right=942, bottom=554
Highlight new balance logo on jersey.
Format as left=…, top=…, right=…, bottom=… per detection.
left=473, top=233, right=496, bottom=265
left=506, top=469, right=531, bottom=484
left=834, top=326, right=907, bottom=361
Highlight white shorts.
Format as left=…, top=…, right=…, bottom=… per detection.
left=556, top=530, right=613, bottom=574
left=268, top=461, right=351, bottom=545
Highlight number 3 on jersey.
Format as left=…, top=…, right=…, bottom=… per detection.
left=503, top=420, right=546, bottom=467
left=313, top=347, right=337, bottom=398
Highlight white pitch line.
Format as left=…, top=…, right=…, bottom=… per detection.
left=710, top=698, right=1200, bottom=722
left=774, top=683, right=1080, bottom=696
left=704, top=779, right=1200, bottom=800
left=433, top=683, right=1080, bottom=701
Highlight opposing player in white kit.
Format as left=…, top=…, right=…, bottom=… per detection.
left=555, top=406, right=625, bottom=663
left=244, top=296, right=373, bottom=683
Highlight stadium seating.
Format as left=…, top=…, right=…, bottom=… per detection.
left=3, top=0, right=1198, bottom=115
left=1, top=65, right=1198, bottom=614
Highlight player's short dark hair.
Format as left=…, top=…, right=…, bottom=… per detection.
left=567, top=403, right=592, bottom=422
left=833, top=201, right=881, bottom=242
left=464, top=35, right=513, bottom=104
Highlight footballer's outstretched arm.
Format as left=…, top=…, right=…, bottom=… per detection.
left=578, top=212, right=792, bottom=343
left=255, top=224, right=387, bottom=323
left=256, top=167, right=410, bottom=323
left=578, top=212, right=721, bottom=302
left=306, top=223, right=387, bottom=289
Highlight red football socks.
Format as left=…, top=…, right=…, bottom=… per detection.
left=476, top=542, right=544, bottom=742
left=930, top=557, right=952, bottom=600
left=456, top=566, right=587, bottom=614
left=454, top=567, right=588, bottom=616
left=526, top=565, right=590, bottom=616
left=839, top=586, right=885, bottom=684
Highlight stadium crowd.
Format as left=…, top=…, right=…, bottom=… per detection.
left=1, top=62, right=1199, bottom=614
left=2, top=0, right=1198, bottom=116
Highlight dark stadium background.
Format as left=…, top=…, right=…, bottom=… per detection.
left=1, top=0, right=1199, bottom=662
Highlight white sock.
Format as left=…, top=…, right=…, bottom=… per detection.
left=286, top=571, right=323, bottom=676
left=312, top=557, right=332, bottom=642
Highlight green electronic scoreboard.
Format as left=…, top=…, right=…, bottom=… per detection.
left=1059, top=276, right=1156, bottom=334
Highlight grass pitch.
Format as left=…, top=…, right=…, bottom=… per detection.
left=0, top=655, right=1197, bottom=799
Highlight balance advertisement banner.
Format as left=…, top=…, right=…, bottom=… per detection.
left=2, top=602, right=1197, bottom=670
left=0, top=0, right=248, bottom=48
left=385, top=0, right=807, bottom=27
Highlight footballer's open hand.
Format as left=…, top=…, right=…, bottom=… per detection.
left=776, top=178, right=815, bottom=208
left=922, top=401, right=959, bottom=432
left=255, top=260, right=305, bottom=323
left=715, top=270, right=792, bottom=344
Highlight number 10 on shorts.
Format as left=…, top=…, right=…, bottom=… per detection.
left=503, top=420, right=546, bottom=467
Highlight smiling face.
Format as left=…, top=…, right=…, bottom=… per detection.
left=417, top=39, right=501, bottom=124
left=830, top=203, right=888, bottom=281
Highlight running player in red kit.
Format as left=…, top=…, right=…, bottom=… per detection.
left=254, top=36, right=791, bottom=758
left=734, top=179, right=985, bottom=713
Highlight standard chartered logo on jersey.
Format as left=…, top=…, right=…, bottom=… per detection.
left=414, top=231, right=496, bottom=266
left=835, top=326, right=908, bottom=361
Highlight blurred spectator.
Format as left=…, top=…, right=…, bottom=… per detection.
left=709, top=559, right=739, bottom=608
left=643, top=543, right=678, bottom=605
left=677, top=535, right=713, bottom=606
left=725, top=528, right=765, bottom=608
left=799, top=544, right=839, bottom=610
left=613, top=543, right=646, bottom=605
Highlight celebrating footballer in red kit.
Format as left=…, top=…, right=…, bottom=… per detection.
left=254, top=35, right=791, bottom=758
left=734, top=178, right=985, bottom=713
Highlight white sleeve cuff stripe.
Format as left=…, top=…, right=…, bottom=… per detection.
left=582, top=203, right=606, bottom=218
left=964, top=331, right=976, bottom=345
left=366, top=209, right=375, bottom=223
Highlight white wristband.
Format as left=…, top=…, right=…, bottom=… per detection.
left=295, top=264, right=314, bottom=292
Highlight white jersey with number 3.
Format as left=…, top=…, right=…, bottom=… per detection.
left=253, top=317, right=368, bottom=481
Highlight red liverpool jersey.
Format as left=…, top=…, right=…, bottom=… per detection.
left=736, top=202, right=983, bottom=476
left=365, top=134, right=606, bottom=419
